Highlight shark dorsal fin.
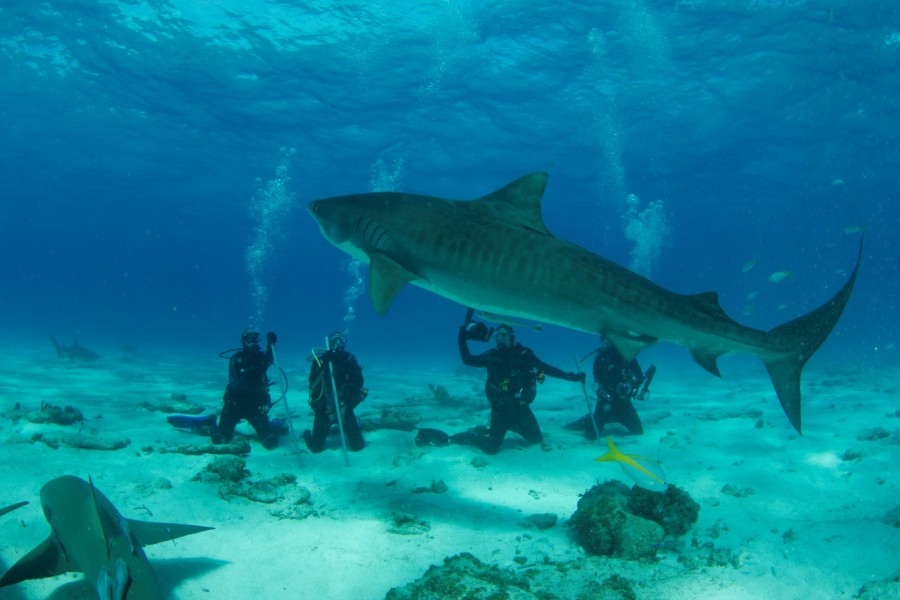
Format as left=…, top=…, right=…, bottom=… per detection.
left=368, top=252, right=422, bottom=315
left=687, top=291, right=732, bottom=320
left=475, top=172, right=551, bottom=235
left=88, top=475, right=120, bottom=558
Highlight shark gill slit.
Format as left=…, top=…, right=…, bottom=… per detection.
left=360, top=220, right=375, bottom=244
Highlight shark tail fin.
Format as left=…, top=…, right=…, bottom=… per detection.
left=762, top=238, right=863, bottom=434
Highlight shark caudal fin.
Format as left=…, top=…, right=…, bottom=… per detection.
left=763, top=238, right=863, bottom=434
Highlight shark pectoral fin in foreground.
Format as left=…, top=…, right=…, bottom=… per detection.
left=308, top=173, right=862, bottom=433
left=0, top=501, right=28, bottom=518
left=0, top=475, right=213, bottom=599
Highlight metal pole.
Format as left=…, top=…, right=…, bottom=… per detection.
left=270, top=344, right=302, bottom=466
left=574, top=355, right=603, bottom=443
left=326, top=336, right=351, bottom=466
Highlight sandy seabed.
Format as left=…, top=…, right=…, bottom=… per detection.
left=0, top=345, right=898, bottom=600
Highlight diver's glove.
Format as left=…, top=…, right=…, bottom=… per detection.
left=568, top=372, right=586, bottom=384
left=267, top=331, right=277, bottom=346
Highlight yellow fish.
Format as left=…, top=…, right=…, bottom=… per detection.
left=595, top=437, right=668, bottom=492
left=742, top=255, right=758, bottom=273
left=768, top=270, right=793, bottom=283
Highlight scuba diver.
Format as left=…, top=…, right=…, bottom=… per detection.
left=212, top=329, right=280, bottom=450
left=567, top=336, right=656, bottom=438
left=304, top=331, right=367, bottom=453
left=416, top=309, right=584, bottom=454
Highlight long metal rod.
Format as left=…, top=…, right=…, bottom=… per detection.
left=326, top=336, right=350, bottom=466
left=574, top=354, right=602, bottom=443
left=271, top=344, right=302, bottom=466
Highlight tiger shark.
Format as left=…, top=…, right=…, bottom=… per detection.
left=0, top=475, right=212, bottom=599
left=308, top=172, right=861, bottom=434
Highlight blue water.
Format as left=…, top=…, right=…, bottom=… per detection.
left=1, top=1, right=897, bottom=370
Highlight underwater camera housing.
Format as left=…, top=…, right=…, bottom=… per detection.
left=465, top=321, right=494, bottom=342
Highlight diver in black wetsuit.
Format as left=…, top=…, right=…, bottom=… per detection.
left=417, top=310, right=583, bottom=454
left=213, top=329, right=279, bottom=450
left=567, top=337, right=655, bottom=438
left=304, top=331, right=367, bottom=453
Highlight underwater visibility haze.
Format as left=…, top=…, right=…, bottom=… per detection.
left=1, top=1, right=899, bottom=598
left=1, top=0, right=897, bottom=366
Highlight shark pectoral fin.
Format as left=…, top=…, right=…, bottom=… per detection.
left=0, top=501, right=28, bottom=517
left=368, top=252, right=421, bottom=316
left=126, top=519, right=213, bottom=546
left=603, top=332, right=657, bottom=363
left=763, top=357, right=802, bottom=434
left=0, top=536, right=74, bottom=587
left=690, top=348, right=723, bottom=377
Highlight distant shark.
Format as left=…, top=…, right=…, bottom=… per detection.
left=51, top=335, right=101, bottom=361
left=308, top=172, right=861, bottom=433
left=0, top=475, right=212, bottom=599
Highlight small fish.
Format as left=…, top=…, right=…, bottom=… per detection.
left=843, top=224, right=866, bottom=234
left=742, top=256, right=758, bottom=273
left=746, top=291, right=761, bottom=301
left=768, top=271, right=793, bottom=283
left=830, top=179, right=845, bottom=186
left=742, top=305, right=755, bottom=316
left=595, top=437, right=667, bottom=492
left=775, top=303, right=790, bottom=312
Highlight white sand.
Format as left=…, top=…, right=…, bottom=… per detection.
left=1, top=346, right=898, bottom=599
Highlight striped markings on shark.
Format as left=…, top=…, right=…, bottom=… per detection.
left=308, top=172, right=862, bottom=434
left=0, top=475, right=212, bottom=599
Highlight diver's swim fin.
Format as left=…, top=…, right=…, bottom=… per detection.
left=167, top=414, right=217, bottom=431
left=415, top=428, right=450, bottom=447
left=167, top=414, right=289, bottom=434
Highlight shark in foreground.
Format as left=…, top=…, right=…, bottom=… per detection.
left=0, top=475, right=212, bottom=599
left=308, top=173, right=862, bottom=434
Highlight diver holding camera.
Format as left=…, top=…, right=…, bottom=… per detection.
left=416, top=309, right=584, bottom=454
left=462, top=311, right=494, bottom=343
left=567, top=336, right=656, bottom=438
